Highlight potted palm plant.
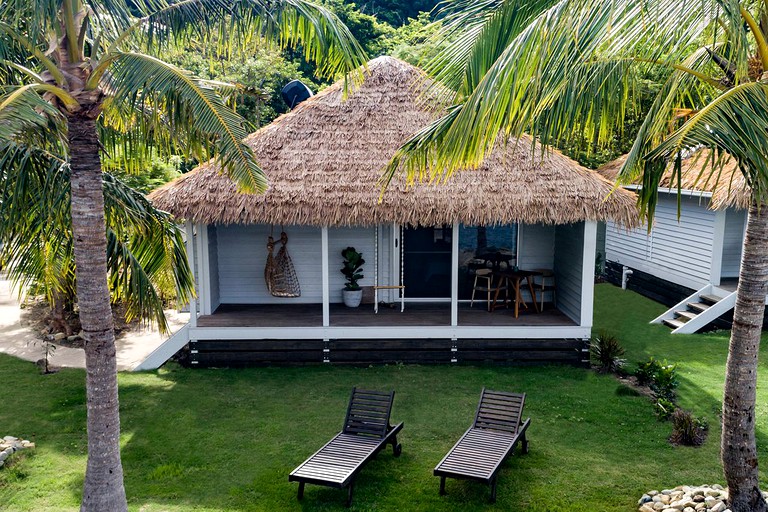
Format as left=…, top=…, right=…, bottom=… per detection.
left=341, top=247, right=365, bottom=307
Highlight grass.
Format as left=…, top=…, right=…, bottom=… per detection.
left=0, top=283, right=767, bottom=511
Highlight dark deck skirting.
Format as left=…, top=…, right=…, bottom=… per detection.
left=184, top=338, right=589, bottom=368
left=182, top=303, right=588, bottom=367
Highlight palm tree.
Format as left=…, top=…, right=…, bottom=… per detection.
left=388, top=1, right=768, bottom=510
left=0, top=140, right=193, bottom=334
left=0, top=0, right=365, bottom=509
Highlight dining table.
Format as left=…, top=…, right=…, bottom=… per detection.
left=490, top=269, right=542, bottom=318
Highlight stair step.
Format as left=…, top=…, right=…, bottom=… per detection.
left=663, top=318, right=686, bottom=329
left=675, top=310, right=698, bottom=321
left=699, top=294, right=725, bottom=305
left=687, top=302, right=711, bottom=314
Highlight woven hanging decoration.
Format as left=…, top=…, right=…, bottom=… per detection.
left=264, top=231, right=301, bottom=297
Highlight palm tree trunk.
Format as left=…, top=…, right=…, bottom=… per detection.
left=722, top=199, right=768, bottom=512
left=67, top=113, right=128, bottom=512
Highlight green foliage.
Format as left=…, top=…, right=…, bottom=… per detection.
left=589, top=330, right=626, bottom=374
left=634, top=357, right=679, bottom=401
left=390, top=13, right=445, bottom=66
left=651, top=362, right=680, bottom=402
left=352, top=0, right=440, bottom=26
left=321, top=0, right=396, bottom=58
left=105, top=156, right=182, bottom=194
left=168, top=45, right=314, bottom=130
left=341, top=246, right=365, bottom=290
left=654, top=397, right=676, bottom=421
left=634, top=357, right=662, bottom=387
left=670, top=409, right=708, bottom=447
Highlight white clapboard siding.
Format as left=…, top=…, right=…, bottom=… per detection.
left=208, top=225, right=220, bottom=311
left=328, top=226, right=379, bottom=303
left=721, top=208, right=746, bottom=278
left=606, top=194, right=717, bottom=289
left=216, top=224, right=323, bottom=304
left=518, top=224, right=555, bottom=302
left=553, top=223, right=584, bottom=323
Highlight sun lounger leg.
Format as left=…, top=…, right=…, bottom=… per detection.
left=521, top=432, right=529, bottom=455
left=297, top=482, right=305, bottom=500
left=439, top=476, right=446, bottom=496
left=490, top=477, right=498, bottom=503
left=346, top=483, right=354, bottom=507
left=390, top=434, right=402, bottom=456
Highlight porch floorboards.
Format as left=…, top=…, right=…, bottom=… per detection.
left=197, top=303, right=576, bottom=328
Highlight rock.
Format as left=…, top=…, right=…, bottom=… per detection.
left=710, top=502, right=726, bottom=512
left=53, top=332, right=66, bottom=341
left=683, top=507, right=695, bottom=512
left=712, top=484, right=724, bottom=490
left=0, top=451, right=8, bottom=462
left=639, top=504, right=656, bottom=512
left=648, top=490, right=659, bottom=497
left=639, top=494, right=652, bottom=505
left=692, top=495, right=704, bottom=503
left=705, top=490, right=721, bottom=497
left=694, top=503, right=706, bottom=511
left=3, top=436, right=18, bottom=442
left=653, top=501, right=665, bottom=511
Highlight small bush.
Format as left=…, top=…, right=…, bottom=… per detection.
left=589, top=330, right=626, bottom=374
left=669, top=409, right=708, bottom=446
left=654, top=397, right=675, bottom=421
left=634, top=357, right=661, bottom=387
left=650, top=362, right=679, bottom=401
left=634, top=358, right=679, bottom=401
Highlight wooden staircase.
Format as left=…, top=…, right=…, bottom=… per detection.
left=651, top=285, right=737, bottom=334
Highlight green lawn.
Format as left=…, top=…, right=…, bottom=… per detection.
left=1, top=283, right=767, bottom=511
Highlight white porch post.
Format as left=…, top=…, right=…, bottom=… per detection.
left=710, top=209, right=726, bottom=285
left=322, top=226, right=330, bottom=327
left=451, top=221, right=459, bottom=326
left=184, top=221, right=198, bottom=328
left=580, top=221, right=597, bottom=327
left=196, top=223, right=211, bottom=315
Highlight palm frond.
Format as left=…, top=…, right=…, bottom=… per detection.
left=0, top=140, right=193, bottom=333
left=643, top=81, right=768, bottom=214
left=104, top=51, right=265, bottom=192
left=113, top=0, right=366, bottom=82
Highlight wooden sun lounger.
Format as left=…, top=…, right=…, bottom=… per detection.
left=289, top=388, right=403, bottom=506
left=434, top=388, right=530, bottom=503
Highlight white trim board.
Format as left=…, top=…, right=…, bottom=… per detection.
left=189, top=325, right=591, bottom=340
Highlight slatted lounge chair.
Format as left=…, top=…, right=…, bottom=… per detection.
left=434, top=388, right=530, bottom=503
left=289, top=388, right=403, bottom=506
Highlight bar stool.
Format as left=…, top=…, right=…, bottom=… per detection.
left=533, top=269, right=556, bottom=311
left=470, top=269, right=505, bottom=311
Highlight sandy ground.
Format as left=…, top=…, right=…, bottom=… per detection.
left=0, top=278, right=188, bottom=371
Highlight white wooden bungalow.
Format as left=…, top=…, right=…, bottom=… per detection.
left=597, top=153, right=764, bottom=333
left=140, top=57, right=637, bottom=368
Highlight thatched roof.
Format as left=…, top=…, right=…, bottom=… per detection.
left=150, top=57, right=638, bottom=227
left=596, top=151, right=750, bottom=210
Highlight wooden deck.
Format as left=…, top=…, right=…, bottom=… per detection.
left=197, top=302, right=576, bottom=328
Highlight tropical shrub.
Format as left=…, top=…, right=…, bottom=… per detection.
left=669, top=409, right=708, bottom=447
left=650, top=362, right=679, bottom=401
left=654, top=397, right=676, bottom=421
left=589, top=330, right=626, bottom=374
left=634, top=357, right=662, bottom=387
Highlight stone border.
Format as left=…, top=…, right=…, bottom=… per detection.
left=638, top=484, right=768, bottom=512
left=0, top=436, right=35, bottom=468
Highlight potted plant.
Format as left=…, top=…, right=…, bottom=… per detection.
left=341, top=246, right=365, bottom=307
